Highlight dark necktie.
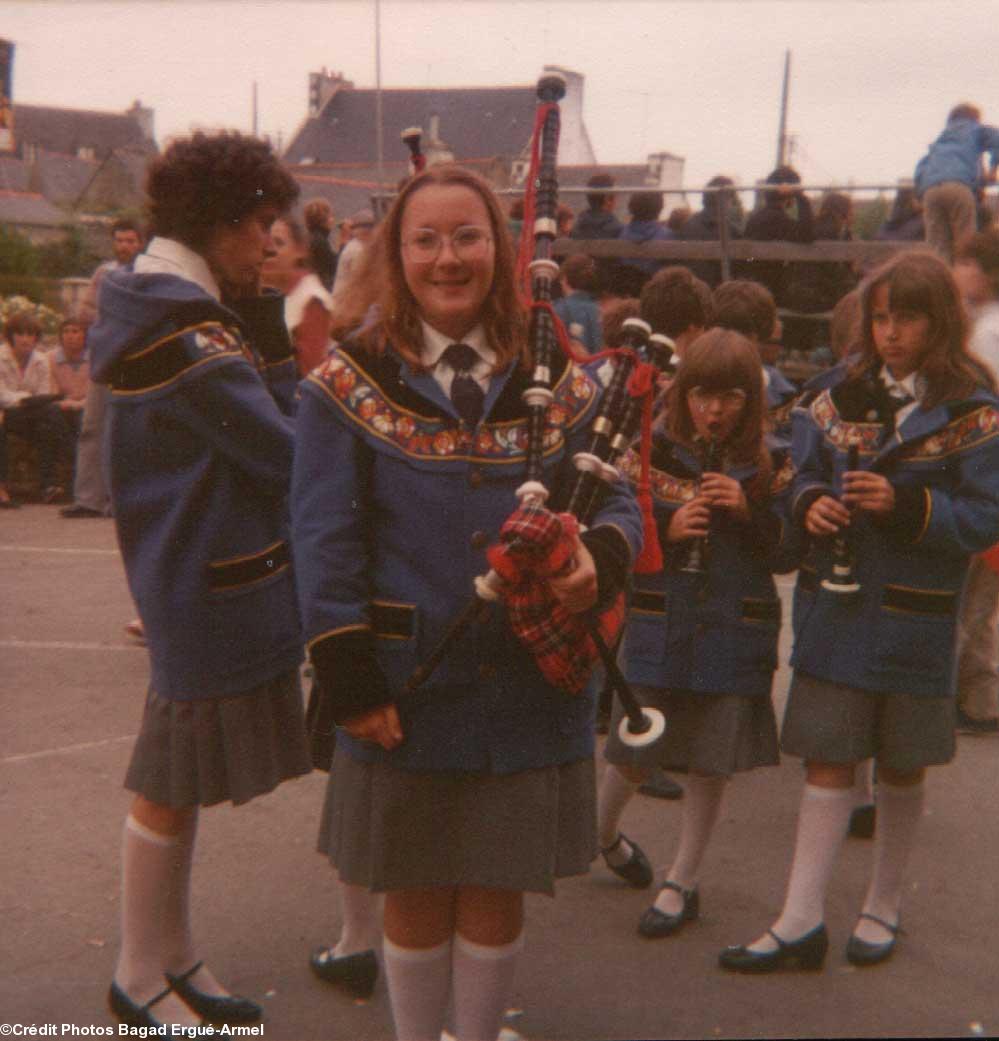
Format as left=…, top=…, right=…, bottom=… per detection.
left=443, top=342, right=485, bottom=427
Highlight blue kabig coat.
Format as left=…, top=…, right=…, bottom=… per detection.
left=292, top=341, right=642, bottom=775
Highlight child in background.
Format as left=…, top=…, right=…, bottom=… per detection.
left=554, top=254, right=602, bottom=354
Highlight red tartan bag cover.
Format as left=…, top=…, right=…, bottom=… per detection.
left=486, top=504, right=625, bottom=696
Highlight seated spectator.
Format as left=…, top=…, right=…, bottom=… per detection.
left=554, top=254, right=602, bottom=354
left=0, top=311, right=66, bottom=506
left=304, top=198, right=338, bottom=291
left=740, top=165, right=815, bottom=306
left=639, top=265, right=713, bottom=359
left=679, top=175, right=744, bottom=288
left=712, top=280, right=796, bottom=431
left=556, top=204, right=575, bottom=238
left=261, top=215, right=334, bottom=375
left=614, top=190, right=672, bottom=298
left=571, top=173, right=624, bottom=296
left=876, top=182, right=925, bottom=242
left=49, top=317, right=89, bottom=481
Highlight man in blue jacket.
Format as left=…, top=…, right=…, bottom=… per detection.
left=915, top=103, right=999, bottom=262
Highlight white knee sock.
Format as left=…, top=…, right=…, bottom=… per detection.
left=749, top=784, right=854, bottom=952
left=855, top=781, right=925, bottom=943
left=114, top=815, right=200, bottom=1025
left=334, top=879, right=382, bottom=957
left=597, top=765, right=641, bottom=865
left=452, top=932, right=523, bottom=1041
left=656, top=774, right=726, bottom=914
left=383, top=937, right=452, bottom=1041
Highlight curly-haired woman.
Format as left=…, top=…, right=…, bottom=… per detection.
left=87, top=131, right=311, bottom=1029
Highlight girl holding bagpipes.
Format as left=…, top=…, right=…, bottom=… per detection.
left=597, top=328, right=797, bottom=936
left=290, top=163, right=641, bottom=1041
left=721, top=251, right=999, bottom=973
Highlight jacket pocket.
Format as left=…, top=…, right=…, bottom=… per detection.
left=871, top=584, right=958, bottom=681
left=206, top=539, right=291, bottom=600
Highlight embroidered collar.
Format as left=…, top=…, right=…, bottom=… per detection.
left=135, top=237, right=221, bottom=301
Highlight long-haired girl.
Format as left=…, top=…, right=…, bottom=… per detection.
left=721, top=251, right=999, bottom=972
left=597, top=328, right=796, bottom=938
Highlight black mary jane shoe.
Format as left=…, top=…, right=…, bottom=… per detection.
left=718, top=924, right=829, bottom=974
left=310, top=946, right=379, bottom=998
left=638, top=880, right=699, bottom=939
left=600, top=833, right=653, bottom=889
left=108, top=980, right=193, bottom=1030
left=166, top=962, right=263, bottom=1024
left=845, top=912, right=902, bottom=967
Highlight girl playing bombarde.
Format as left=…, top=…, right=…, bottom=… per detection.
left=721, top=251, right=999, bottom=973
left=598, top=329, right=797, bottom=936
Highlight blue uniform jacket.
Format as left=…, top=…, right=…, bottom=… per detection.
left=790, top=373, right=999, bottom=697
left=621, top=434, right=797, bottom=697
left=915, top=116, right=999, bottom=194
left=88, top=270, right=303, bottom=700
left=291, top=341, right=643, bottom=774
left=554, top=291, right=602, bottom=354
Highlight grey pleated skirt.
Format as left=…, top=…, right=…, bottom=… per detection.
left=318, top=745, right=597, bottom=896
left=604, top=684, right=780, bottom=776
left=781, top=670, right=956, bottom=772
left=124, top=668, right=313, bottom=808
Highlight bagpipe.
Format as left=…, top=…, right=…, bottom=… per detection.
left=403, top=72, right=669, bottom=749
left=401, top=126, right=427, bottom=177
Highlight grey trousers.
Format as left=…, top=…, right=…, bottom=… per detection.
left=956, top=555, right=999, bottom=721
left=71, top=381, right=110, bottom=513
left=923, top=181, right=977, bottom=264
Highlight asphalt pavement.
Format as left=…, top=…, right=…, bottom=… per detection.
left=2, top=505, right=997, bottom=1040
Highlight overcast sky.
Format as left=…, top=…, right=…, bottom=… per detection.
left=4, top=0, right=999, bottom=193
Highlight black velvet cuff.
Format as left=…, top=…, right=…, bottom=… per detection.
left=873, top=483, right=930, bottom=544
left=227, top=291, right=293, bottom=364
left=308, top=627, right=394, bottom=725
left=582, top=525, right=632, bottom=607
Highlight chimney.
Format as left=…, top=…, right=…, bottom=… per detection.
left=308, top=69, right=354, bottom=117
left=541, top=65, right=595, bottom=166
left=426, top=115, right=454, bottom=166
left=127, top=99, right=155, bottom=143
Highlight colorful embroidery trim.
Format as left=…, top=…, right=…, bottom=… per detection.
left=898, top=405, right=999, bottom=460
left=620, top=450, right=697, bottom=504
left=311, top=352, right=596, bottom=461
left=811, top=391, right=883, bottom=453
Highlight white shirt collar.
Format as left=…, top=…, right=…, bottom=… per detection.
left=419, top=321, right=494, bottom=370
left=878, top=364, right=922, bottom=401
left=134, top=237, right=221, bottom=301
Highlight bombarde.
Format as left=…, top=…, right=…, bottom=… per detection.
left=680, top=438, right=721, bottom=576
left=821, top=443, right=861, bottom=595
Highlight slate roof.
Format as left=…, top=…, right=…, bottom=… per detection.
left=284, top=85, right=537, bottom=165
left=12, top=103, right=151, bottom=160
left=0, top=190, right=65, bottom=227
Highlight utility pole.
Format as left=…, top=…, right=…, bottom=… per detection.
left=375, top=0, right=385, bottom=203
left=776, top=50, right=791, bottom=168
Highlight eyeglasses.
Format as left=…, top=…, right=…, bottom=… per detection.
left=688, top=387, right=748, bottom=412
left=403, top=226, right=493, bottom=263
